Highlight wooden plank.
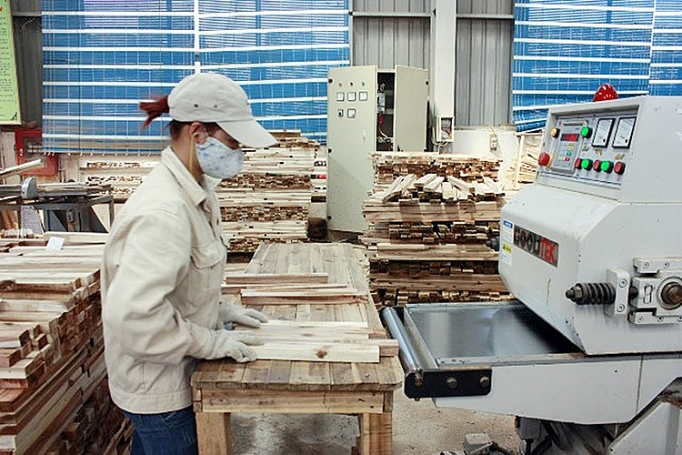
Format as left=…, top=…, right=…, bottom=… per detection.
left=196, top=413, right=231, bottom=455
left=200, top=389, right=385, bottom=414
left=224, top=272, right=329, bottom=285
left=240, top=289, right=368, bottom=306
left=251, top=341, right=379, bottom=363
left=222, top=283, right=346, bottom=295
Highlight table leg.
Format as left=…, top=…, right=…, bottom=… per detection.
left=196, top=412, right=231, bottom=455
left=358, top=411, right=392, bottom=455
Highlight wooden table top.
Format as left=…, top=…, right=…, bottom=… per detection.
left=192, top=243, right=403, bottom=393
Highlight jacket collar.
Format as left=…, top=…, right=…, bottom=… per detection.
left=160, top=147, right=210, bottom=207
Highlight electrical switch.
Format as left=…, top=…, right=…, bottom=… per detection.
left=592, top=160, right=601, bottom=172
left=600, top=161, right=614, bottom=173
left=580, top=159, right=593, bottom=170
left=580, top=126, right=592, bottom=138
left=614, top=161, right=626, bottom=175
left=538, top=152, right=551, bottom=166
left=550, top=128, right=560, bottom=138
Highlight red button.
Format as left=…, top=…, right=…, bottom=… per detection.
left=614, top=161, right=626, bottom=175
left=593, top=160, right=601, bottom=172
left=574, top=159, right=582, bottom=169
left=538, top=152, right=551, bottom=166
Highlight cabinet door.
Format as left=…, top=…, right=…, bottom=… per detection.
left=393, top=66, right=429, bottom=152
left=326, top=65, right=377, bottom=233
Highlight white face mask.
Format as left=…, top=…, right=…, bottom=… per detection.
left=195, top=136, right=244, bottom=179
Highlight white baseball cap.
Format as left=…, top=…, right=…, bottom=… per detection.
left=168, top=72, right=277, bottom=148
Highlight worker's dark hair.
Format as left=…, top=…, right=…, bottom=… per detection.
left=139, top=95, right=219, bottom=140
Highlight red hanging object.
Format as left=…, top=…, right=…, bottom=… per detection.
left=593, top=83, right=618, bottom=102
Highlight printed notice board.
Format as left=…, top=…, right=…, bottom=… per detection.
left=0, top=0, right=20, bottom=124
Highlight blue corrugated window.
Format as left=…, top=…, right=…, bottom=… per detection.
left=513, top=0, right=682, bottom=131
left=41, top=1, right=350, bottom=153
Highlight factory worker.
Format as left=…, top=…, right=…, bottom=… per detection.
left=101, top=72, right=277, bottom=455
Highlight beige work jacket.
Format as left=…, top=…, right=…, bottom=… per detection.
left=101, top=147, right=226, bottom=413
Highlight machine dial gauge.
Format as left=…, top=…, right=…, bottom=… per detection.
left=613, top=117, right=636, bottom=148
left=591, top=118, right=614, bottom=148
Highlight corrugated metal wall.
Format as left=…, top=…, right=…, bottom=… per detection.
left=456, top=0, right=513, bottom=126
left=351, top=0, right=431, bottom=70
left=10, top=0, right=42, bottom=126
left=352, top=0, right=513, bottom=127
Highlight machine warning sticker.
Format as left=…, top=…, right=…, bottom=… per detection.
left=513, top=225, right=559, bottom=267
left=500, top=220, right=514, bottom=265
left=501, top=220, right=514, bottom=243
left=500, top=242, right=513, bottom=265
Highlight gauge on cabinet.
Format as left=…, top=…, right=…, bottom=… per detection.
left=613, top=117, right=636, bottom=148
left=591, top=118, right=614, bottom=148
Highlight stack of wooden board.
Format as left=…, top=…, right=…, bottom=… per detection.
left=222, top=269, right=398, bottom=363
left=217, top=132, right=322, bottom=254
left=78, top=157, right=157, bottom=202
left=363, top=152, right=512, bottom=306
left=0, top=238, right=130, bottom=455
left=373, top=151, right=501, bottom=185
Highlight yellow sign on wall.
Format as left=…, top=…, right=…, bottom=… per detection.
left=0, top=0, right=20, bottom=124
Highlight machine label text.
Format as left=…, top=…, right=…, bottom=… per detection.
left=513, top=226, right=559, bottom=267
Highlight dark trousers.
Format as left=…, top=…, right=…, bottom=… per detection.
left=124, top=406, right=198, bottom=455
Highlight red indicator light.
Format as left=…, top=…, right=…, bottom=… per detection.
left=614, top=161, right=626, bottom=175
left=593, top=160, right=601, bottom=172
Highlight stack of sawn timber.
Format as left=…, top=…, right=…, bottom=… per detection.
left=363, top=152, right=512, bottom=306
left=222, top=270, right=398, bottom=363
left=0, top=238, right=130, bottom=455
left=217, top=131, right=322, bottom=254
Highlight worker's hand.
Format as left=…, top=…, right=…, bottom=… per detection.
left=219, top=303, right=268, bottom=328
left=205, top=330, right=263, bottom=362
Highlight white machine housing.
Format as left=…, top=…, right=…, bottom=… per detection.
left=499, top=96, right=682, bottom=355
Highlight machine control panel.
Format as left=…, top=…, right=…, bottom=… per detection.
left=538, top=108, right=637, bottom=189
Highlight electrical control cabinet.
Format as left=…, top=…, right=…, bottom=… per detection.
left=326, top=65, right=428, bottom=233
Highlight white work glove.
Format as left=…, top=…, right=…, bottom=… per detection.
left=219, top=302, right=268, bottom=328
left=205, top=330, right=263, bottom=362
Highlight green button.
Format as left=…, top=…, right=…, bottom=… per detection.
left=601, top=161, right=613, bottom=173
left=581, top=126, right=592, bottom=138
left=580, top=159, right=592, bottom=170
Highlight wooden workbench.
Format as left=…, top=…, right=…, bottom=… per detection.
left=191, top=243, right=403, bottom=454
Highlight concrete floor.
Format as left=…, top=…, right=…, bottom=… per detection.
left=231, top=388, right=521, bottom=454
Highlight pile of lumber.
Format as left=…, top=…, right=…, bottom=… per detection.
left=373, top=151, right=501, bottom=184
left=217, top=132, right=322, bottom=254
left=222, top=269, right=397, bottom=363
left=363, top=152, right=512, bottom=306
left=79, top=157, right=156, bottom=202
left=376, top=173, right=504, bottom=204
left=506, top=133, right=542, bottom=189
left=0, top=237, right=130, bottom=455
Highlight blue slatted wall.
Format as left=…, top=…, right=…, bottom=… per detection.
left=41, top=1, right=349, bottom=154
left=513, top=0, right=682, bottom=132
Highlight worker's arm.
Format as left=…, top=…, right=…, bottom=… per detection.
left=102, top=207, right=247, bottom=364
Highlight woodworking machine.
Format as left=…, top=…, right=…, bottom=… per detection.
left=383, top=96, right=682, bottom=454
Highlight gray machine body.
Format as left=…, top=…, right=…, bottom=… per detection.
left=384, top=96, right=682, bottom=453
